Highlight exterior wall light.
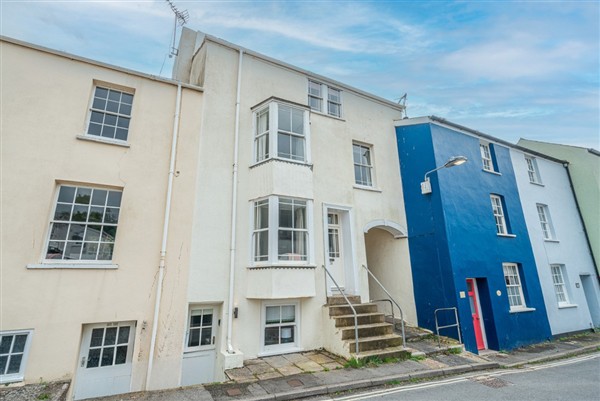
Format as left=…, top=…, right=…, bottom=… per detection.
left=421, top=156, right=468, bottom=195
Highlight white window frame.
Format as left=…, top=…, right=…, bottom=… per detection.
left=42, top=184, right=122, bottom=265
left=184, top=306, right=215, bottom=352
left=252, top=101, right=311, bottom=164
left=490, top=195, right=508, bottom=235
left=550, top=264, right=572, bottom=307
left=261, top=301, right=300, bottom=354
left=480, top=142, right=497, bottom=172
left=503, top=263, right=527, bottom=311
left=307, top=80, right=342, bottom=118
left=353, top=142, right=375, bottom=187
left=86, top=85, right=134, bottom=144
left=525, top=156, right=542, bottom=184
left=250, top=196, right=314, bottom=267
left=536, top=204, right=555, bottom=240
left=0, top=330, right=33, bottom=384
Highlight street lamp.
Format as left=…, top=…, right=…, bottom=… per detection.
left=421, top=156, right=468, bottom=195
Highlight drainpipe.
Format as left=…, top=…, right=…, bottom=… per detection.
left=563, top=163, right=598, bottom=273
left=145, top=83, right=183, bottom=389
left=226, top=49, right=244, bottom=353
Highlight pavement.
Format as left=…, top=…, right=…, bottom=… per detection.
left=2, top=331, right=599, bottom=401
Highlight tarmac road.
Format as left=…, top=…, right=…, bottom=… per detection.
left=317, top=353, right=600, bottom=401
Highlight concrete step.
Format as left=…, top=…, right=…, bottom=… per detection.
left=352, top=345, right=412, bottom=361
left=334, top=313, right=386, bottom=327
left=327, top=295, right=362, bottom=305
left=340, top=323, right=394, bottom=340
left=347, top=334, right=404, bottom=353
left=329, top=303, right=379, bottom=316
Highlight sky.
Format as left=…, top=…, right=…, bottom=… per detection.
left=1, top=0, right=599, bottom=149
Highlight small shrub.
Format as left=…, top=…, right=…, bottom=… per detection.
left=37, top=394, right=50, bottom=401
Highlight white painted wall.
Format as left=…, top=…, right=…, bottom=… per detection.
left=510, top=148, right=599, bottom=335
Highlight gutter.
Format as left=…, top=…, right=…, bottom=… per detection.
left=145, top=83, right=183, bottom=388
left=226, top=49, right=244, bottom=353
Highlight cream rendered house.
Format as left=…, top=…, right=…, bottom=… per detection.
left=1, top=37, right=203, bottom=398
left=172, top=29, right=417, bottom=386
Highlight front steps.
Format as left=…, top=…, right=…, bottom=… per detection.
left=327, top=296, right=411, bottom=360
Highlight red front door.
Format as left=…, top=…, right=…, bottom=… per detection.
left=467, top=279, right=485, bottom=350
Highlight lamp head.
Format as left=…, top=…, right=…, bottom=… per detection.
left=443, top=156, right=468, bottom=168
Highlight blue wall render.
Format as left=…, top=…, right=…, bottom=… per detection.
left=396, top=121, right=551, bottom=353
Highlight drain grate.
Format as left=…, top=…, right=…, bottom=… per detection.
left=471, top=376, right=510, bottom=388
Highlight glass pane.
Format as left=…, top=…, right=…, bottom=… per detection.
left=81, top=243, right=98, bottom=260
left=68, top=224, right=85, bottom=241
left=278, top=105, right=291, bottom=132
left=91, top=190, right=108, bottom=206
left=291, top=136, right=304, bottom=160
left=90, top=110, right=104, bottom=123
left=0, top=355, right=7, bottom=374
left=6, top=354, right=22, bottom=374
left=106, top=100, right=119, bottom=113
left=281, top=305, right=295, bottom=323
left=280, top=326, right=294, bottom=343
left=85, top=225, right=101, bottom=241
left=50, top=223, right=69, bottom=240
left=117, top=327, right=130, bottom=344
left=0, top=336, right=13, bottom=354
left=101, top=125, right=116, bottom=138
left=107, top=191, right=122, bottom=207
left=294, top=202, right=306, bottom=229
left=88, top=207, right=104, bottom=223
left=200, top=328, right=211, bottom=345
left=108, top=90, right=121, bottom=101
left=87, top=348, right=101, bottom=368
left=353, top=145, right=362, bottom=163
left=57, top=186, right=76, bottom=203
left=104, top=208, right=120, bottom=224
left=190, top=315, right=202, bottom=328
left=256, top=202, right=269, bottom=229
left=265, top=306, right=280, bottom=324
left=255, top=231, right=268, bottom=261
left=54, top=204, right=72, bottom=221
left=115, top=128, right=128, bottom=141
left=46, top=241, right=64, bottom=259
left=119, top=104, right=132, bottom=116
left=72, top=205, right=88, bottom=222
left=202, top=313, right=212, bottom=326
left=117, top=116, right=130, bottom=128
left=95, top=87, right=109, bottom=99
left=121, top=93, right=133, bottom=105
left=188, top=328, right=200, bottom=347
left=101, top=226, right=117, bottom=242
left=88, top=123, right=102, bottom=136
left=12, top=335, right=27, bottom=353
left=264, top=327, right=279, bottom=346
left=75, top=188, right=92, bottom=205
left=115, top=346, right=127, bottom=365
left=98, top=243, right=114, bottom=260
left=278, top=133, right=291, bottom=159
left=64, top=241, right=82, bottom=259
left=104, top=114, right=117, bottom=127
left=257, top=110, right=269, bottom=133
left=278, top=230, right=293, bottom=257
left=101, top=347, right=115, bottom=367
left=279, top=201, right=293, bottom=228
left=92, top=98, right=107, bottom=111
left=291, top=108, right=304, bottom=135
left=104, top=328, right=117, bottom=346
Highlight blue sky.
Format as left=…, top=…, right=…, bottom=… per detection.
left=2, top=0, right=598, bottom=148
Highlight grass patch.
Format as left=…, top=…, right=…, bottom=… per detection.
left=410, top=354, right=426, bottom=361
left=37, top=394, right=50, bottom=401
left=387, top=379, right=401, bottom=386
left=447, top=347, right=462, bottom=355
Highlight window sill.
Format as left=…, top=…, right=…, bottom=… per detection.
left=310, top=109, right=346, bottom=122
left=250, top=157, right=313, bottom=170
left=77, top=134, right=130, bottom=148
left=509, top=307, right=536, bottom=314
left=497, top=233, right=517, bottom=238
left=529, top=181, right=545, bottom=187
left=27, top=263, right=118, bottom=270
left=258, top=346, right=303, bottom=357
left=0, top=376, right=24, bottom=385
left=544, top=239, right=560, bottom=243
left=558, top=303, right=578, bottom=309
left=353, top=185, right=382, bottom=193
left=249, top=264, right=316, bottom=270
left=482, top=169, right=501, bottom=176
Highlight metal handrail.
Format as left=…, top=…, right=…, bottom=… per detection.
left=322, top=265, right=360, bottom=356
left=434, top=307, right=462, bottom=348
left=362, top=265, right=406, bottom=349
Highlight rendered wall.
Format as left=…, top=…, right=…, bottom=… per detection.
left=397, top=121, right=552, bottom=353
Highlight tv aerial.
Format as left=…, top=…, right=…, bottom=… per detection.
left=396, top=93, right=408, bottom=119
left=165, top=0, right=189, bottom=57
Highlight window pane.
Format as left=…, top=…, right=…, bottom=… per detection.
left=190, top=315, right=202, bottom=328
left=279, top=201, right=293, bottom=228
left=108, top=89, right=120, bottom=101
left=106, top=100, right=119, bottom=113
left=281, top=305, right=295, bottom=323
left=104, top=208, right=120, bottom=224
left=121, top=93, right=133, bottom=105
left=188, top=328, right=200, bottom=347
left=255, top=231, right=268, bottom=261
left=264, top=327, right=280, bottom=346
left=202, top=313, right=213, bottom=326
left=200, top=328, right=212, bottom=345
left=107, top=191, right=122, bottom=207
left=115, top=346, right=127, bottom=365
left=98, top=243, right=114, bottom=260
left=278, top=230, right=293, bottom=257
left=0, top=355, right=7, bottom=374
left=291, top=136, right=304, bottom=160
left=104, top=328, right=117, bottom=346
left=68, top=224, right=85, bottom=241
left=278, top=105, right=291, bottom=132
left=265, top=306, right=280, bottom=324
left=115, top=128, right=128, bottom=141
left=85, top=225, right=101, bottom=241
left=0, top=336, right=13, bottom=354
left=101, top=347, right=115, bottom=367
left=92, top=97, right=107, bottom=110
left=119, top=103, right=132, bottom=116
left=294, top=202, right=306, bottom=229
left=64, top=241, right=83, bottom=259
left=91, top=190, right=107, bottom=206
left=291, top=108, right=304, bottom=135
left=72, top=205, right=88, bottom=222
left=57, top=186, right=76, bottom=203
left=81, top=243, right=99, bottom=260
left=278, top=133, right=291, bottom=159
left=54, top=204, right=72, bottom=221
left=280, top=326, right=294, bottom=343
left=50, top=223, right=69, bottom=240
left=256, top=201, right=269, bottom=229
left=95, top=87, right=109, bottom=99
left=117, top=327, right=130, bottom=344
left=102, top=226, right=117, bottom=241
left=90, top=111, right=104, bottom=124
left=6, top=354, right=22, bottom=374
left=101, top=125, right=116, bottom=138
left=88, top=207, right=104, bottom=223
left=75, top=188, right=92, bottom=204
left=87, top=348, right=101, bottom=368
left=46, top=241, right=65, bottom=259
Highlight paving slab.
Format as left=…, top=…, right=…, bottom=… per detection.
left=226, top=366, right=257, bottom=382
left=321, top=361, right=344, bottom=371
left=296, top=360, right=325, bottom=372
left=313, top=366, right=375, bottom=385
left=282, top=353, right=311, bottom=364
left=417, top=357, right=448, bottom=370
left=258, top=373, right=323, bottom=394
left=362, top=359, right=427, bottom=377
left=247, top=362, right=276, bottom=375
left=306, top=353, right=335, bottom=364
left=262, top=355, right=291, bottom=369
left=276, top=365, right=303, bottom=376
left=431, top=353, right=475, bottom=367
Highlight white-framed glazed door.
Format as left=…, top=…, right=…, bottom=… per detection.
left=181, top=306, right=217, bottom=386
left=327, top=212, right=345, bottom=292
left=74, top=321, right=135, bottom=400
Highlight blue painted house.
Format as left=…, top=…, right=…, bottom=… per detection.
left=395, top=116, right=552, bottom=353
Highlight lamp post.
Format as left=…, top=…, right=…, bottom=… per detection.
left=421, top=156, right=468, bottom=195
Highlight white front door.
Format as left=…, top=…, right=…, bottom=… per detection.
left=74, top=322, right=135, bottom=400
left=328, top=212, right=345, bottom=291
left=181, top=307, right=216, bottom=386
